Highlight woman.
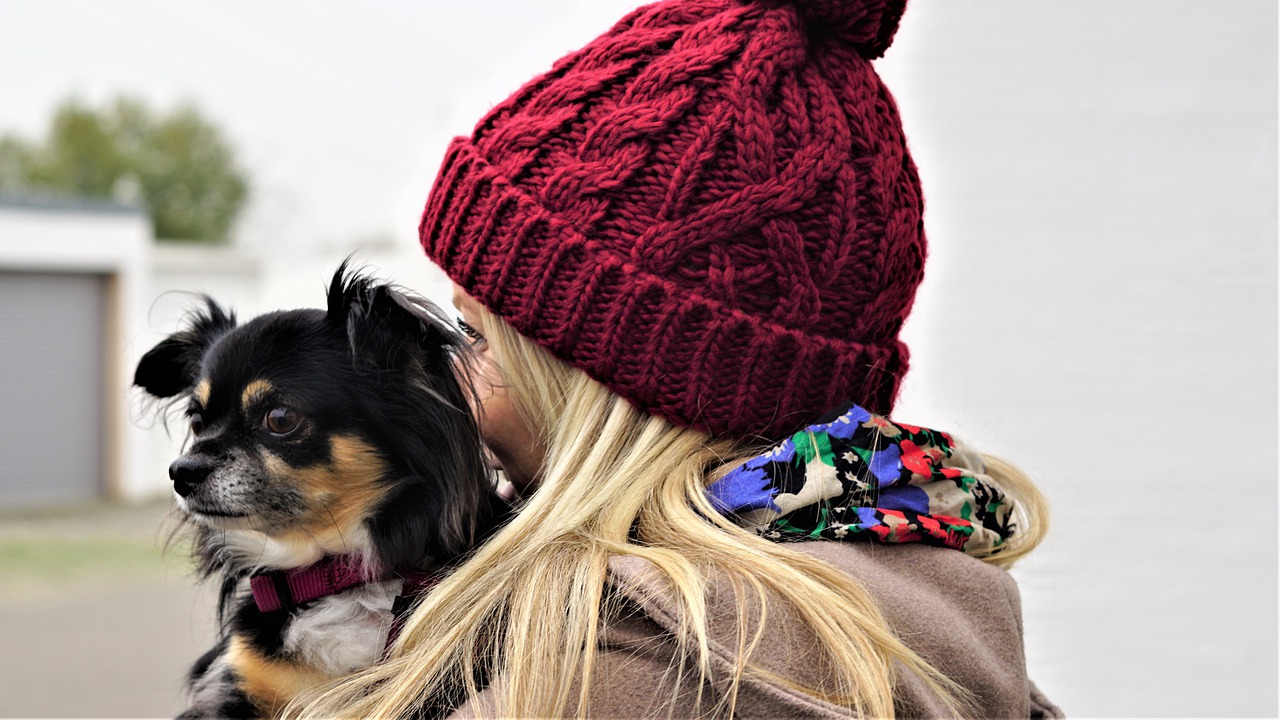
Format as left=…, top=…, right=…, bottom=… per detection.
left=297, top=0, right=1061, bottom=716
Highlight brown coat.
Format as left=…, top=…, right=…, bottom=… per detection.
left=452, top=542, right=1062, bottom=718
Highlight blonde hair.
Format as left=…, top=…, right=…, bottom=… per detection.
left=289, top=307, right=1049, bottom=718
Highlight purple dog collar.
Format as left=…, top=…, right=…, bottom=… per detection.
left=249, top=556, right=440, bottom=614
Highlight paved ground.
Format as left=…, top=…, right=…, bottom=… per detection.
left=0, top=498, right=219, bottom=718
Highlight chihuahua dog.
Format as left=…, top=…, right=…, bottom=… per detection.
left=134, top=265, right=505, bottom=718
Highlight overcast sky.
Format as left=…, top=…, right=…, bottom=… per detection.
left=0, top=0, right=644, bottom=249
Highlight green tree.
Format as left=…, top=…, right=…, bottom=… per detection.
left=0, top=97, right=248, bottom=242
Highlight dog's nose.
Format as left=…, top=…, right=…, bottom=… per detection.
left=169, top=455, right=214, bottom=497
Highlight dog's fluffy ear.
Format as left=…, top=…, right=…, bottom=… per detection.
left=134, top=298, right=237, bottom=398
left=327, top=261, right=458, bottom=372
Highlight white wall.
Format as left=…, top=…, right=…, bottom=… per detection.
left=883, top=1, right=1276, bottom=716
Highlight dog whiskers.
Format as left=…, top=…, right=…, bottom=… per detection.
left=322, top=504, right=348, bottom=554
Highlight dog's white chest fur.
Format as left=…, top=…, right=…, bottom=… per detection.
left=282, top=579, right=403, bottom=676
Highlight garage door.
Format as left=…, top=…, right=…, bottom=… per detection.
left=0, top=271, right=106, bottom=507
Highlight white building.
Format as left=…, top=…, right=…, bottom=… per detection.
left=0, top=195, right=150, bottom=506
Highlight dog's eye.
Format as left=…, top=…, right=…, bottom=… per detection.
left=189, top=413, right=205, bottom=435
left=263, top=407, right=302, bottom=436
left=456, top=317, right=485, bottom=345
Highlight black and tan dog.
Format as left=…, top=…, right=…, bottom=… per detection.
left=134, top=266, right=505, bottom=718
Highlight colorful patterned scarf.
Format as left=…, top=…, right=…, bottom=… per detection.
left=707, top=403, right=1016, bottom=557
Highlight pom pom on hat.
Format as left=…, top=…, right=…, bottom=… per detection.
left=422, top=0, right=925, bottom=441
left=780, top=0, right=909, bottom=57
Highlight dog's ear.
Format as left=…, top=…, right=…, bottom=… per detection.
left=134, top=298, right=237, bottom=398
left=328, top=262, right=496, bottom=565
left=327, top=262, right=458, bottom=372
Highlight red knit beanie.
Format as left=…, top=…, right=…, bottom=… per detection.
left=421, top=0, right=923, bottom=441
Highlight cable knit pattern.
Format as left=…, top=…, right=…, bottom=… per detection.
left=421, top=0, right=924, bottom=440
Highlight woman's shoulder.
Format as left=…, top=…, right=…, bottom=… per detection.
left=609, top=541, right=1025, bottom=646
left=607, top=542, right=1058, bottom=718
left=798, top=541, right=1028, bottom=642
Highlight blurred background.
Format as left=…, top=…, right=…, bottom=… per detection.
left=0, top=0, right=1274, bottom=716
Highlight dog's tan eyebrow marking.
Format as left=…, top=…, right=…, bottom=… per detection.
left=241, top=379, right=274, bottom=408
left=194, top=379, right=212, bottom=406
